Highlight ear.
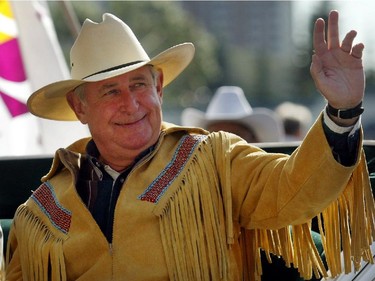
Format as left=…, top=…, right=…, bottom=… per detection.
left=156, top=69, right=164, bottom=101
left=66, top=91, right=88, bottom=124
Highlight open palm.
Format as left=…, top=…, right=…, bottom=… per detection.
left=310, top=10, right=365, bottom=110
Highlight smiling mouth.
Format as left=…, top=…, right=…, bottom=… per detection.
left=115, top=121, right=138, bottom=126
left=115, top=115, right=145, bottom=126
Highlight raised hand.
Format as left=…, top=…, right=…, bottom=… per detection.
left=310, top=10, right=365, bottom=116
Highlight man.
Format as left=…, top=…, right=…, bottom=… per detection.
left=6, top=10, right=375, bottom=281
left=275, top=101, right=313, bottom=141
left=181, top=85, right=285, bottom=143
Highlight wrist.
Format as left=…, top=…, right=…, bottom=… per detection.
left=325, top=102, right=363, bottom=127
left=326, top=101, right=364, bottom=119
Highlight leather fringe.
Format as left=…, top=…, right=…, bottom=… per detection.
left=319, top=149, right=375, bottom=276
left=157, top=134, right=375, bottom=281
left=6, top=205, right=67, bottom=281
left=157, top=140, right=229, bottom=280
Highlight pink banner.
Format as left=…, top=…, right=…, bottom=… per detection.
left=0, top=37, right=28, bottom=117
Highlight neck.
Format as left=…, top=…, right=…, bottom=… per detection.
left=99, top=145, right=155, bottom=172
left=99, top=152, right=138, bottom=172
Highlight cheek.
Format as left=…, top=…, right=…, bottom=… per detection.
left=85, top=103, right=113, bottom=125
left=140, top=92, right=162, bottom=112
left=151, top=97, right=163, bottom=119
left=152, top=92, right=163, bottom=108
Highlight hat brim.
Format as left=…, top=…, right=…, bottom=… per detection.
left=27, top=42, right=195, bottom=121
left=181, top=107, right=284, bottom=142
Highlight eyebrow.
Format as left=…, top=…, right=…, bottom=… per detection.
left=98, top=73, right=150, bottom=92
left=100, top=83, right=118, bottom=91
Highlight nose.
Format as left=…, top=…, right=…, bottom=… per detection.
left=119, top=90, right=139, bottom=113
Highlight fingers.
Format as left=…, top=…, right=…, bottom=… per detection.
left=312, top=18, right=326, bottom=56
left=313, top=10, right=338, bottom=55
left=341, top=30, right=364, bottom=59
left=341, top=30, right=357, bottom=53
left=351, top=43, right=365, bottom=59
left=327, top=10, right=339, bottom=49
left=313, top=10, right=364, bottom=59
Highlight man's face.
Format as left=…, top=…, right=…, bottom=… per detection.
left=70, top=66, right=163, bottom=160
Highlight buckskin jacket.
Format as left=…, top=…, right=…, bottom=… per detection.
left=5, top=116, right=375, bottom=281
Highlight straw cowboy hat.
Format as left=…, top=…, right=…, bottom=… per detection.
left=181, top=86, right=285, bottom=142
left=27, top=13, right=195, bottom=121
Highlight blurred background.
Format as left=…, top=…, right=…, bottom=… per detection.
left=50, top=1, right=375, bottom=133
left=2, top=0, right=375, bottom=156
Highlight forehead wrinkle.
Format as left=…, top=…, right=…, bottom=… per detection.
left=100, top=82, right=118, bottom=91
left=105, top=73, right=148, bottom=86
left=130, top=73, right=149, bottom=82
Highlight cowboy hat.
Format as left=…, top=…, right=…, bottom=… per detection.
left=181, top=86, right=285, bottom=142
left=27, top=13, right=195, bottom=121
left=275, top=101, right=312, bottom=137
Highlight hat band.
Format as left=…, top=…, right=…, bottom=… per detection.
left=83, top=60, right=145, bottom=79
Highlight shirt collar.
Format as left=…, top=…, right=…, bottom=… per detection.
left=85, top=139, right=155, bottom=173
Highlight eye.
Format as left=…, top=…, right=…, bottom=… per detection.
left=129, top=82, right=148, bottom=92
left=104, top=89, right=121, bottom=96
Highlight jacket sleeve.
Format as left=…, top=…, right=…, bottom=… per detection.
left=5, top=220, right=23, bottom=281
left=227, top=113, right=368, bottom=229
left=223, top=112, right=374, bottom=277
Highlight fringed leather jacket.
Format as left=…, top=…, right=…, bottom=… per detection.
left=6, top=115, right=375, bottom=281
